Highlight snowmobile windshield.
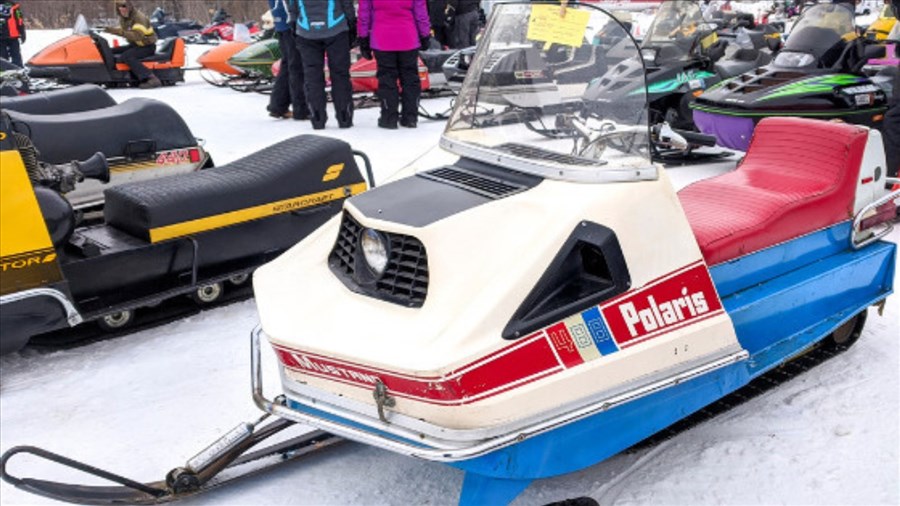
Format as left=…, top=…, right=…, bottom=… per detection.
left=641, top=1, right=714, bottom=62
left=776, top=3, right=855, bottom=67
left=441, top=2, right=653, bottom=183
left=73, top=14, right=90, bottom=36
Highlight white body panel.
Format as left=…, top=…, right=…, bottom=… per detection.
left=254, top=153, right=744, bottom=432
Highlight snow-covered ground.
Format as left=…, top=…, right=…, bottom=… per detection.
left=1, top=30, right=898, bottom=506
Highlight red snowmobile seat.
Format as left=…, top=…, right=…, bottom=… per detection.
left=679, top=117, right=869, bottom=265
left=103, top=135, right=363, bottom=243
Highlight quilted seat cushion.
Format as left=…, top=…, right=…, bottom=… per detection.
left=103, top=135, right=360, bottom=242
left=679, top=117, right=869, bottom=265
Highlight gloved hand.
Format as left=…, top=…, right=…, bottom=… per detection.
left=420, top=36, right=431, bottom=51
left=359, top=37, right=372, bottom=59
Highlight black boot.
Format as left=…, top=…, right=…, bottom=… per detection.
left=310, top=108, right=327, bottom=130
left=337, top=105, right=353, bottom=129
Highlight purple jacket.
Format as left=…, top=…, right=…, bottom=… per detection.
left=358, top=0, right=431, bottom=52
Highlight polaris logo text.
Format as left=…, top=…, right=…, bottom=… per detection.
left=600, top=264, right=723, bottom=347
left=291, top=353, right=380, bottom=385
left=619, top=288, right=709, bottom=338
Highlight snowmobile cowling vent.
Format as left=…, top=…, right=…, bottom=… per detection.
left=418, top=166, right=528, bottom=199
left=329, top=212, right=429, bottom=308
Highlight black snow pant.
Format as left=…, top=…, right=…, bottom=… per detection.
left=0, top=38, right=23, bottom=68
left=449, top=10, right=480, bottom=49
left=296, top=31, right=353, bottom=129
left=113, top=44, right=155, bottom=81
left=269, top=30, right=308, bottom=119
left=374, top=49, right=421, bottom=127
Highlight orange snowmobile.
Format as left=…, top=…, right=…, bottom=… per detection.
left=27, top=18, right=185, bottom=87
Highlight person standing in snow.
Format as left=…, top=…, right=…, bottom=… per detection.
left=0, top=1, right=25, bottom=67
left=104, top=0, right=161, bottom=89
left=267, top=0, right=308, bottom=120
left=290, top=0, right=356, bottom=129
left=357, top=0, right=431, bottom=129
left=446, top=0, right=481, bottom=48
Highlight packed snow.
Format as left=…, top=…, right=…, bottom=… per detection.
left=1, top=29, right=898, bottom=506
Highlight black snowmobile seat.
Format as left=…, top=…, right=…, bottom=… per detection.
left=6, top=98, right=196, bottom=165
left=103, top=135, right=364, bottom=243
left=0, top=85, right=116, bottom=115
left=141, top=37, right=178, bottom=63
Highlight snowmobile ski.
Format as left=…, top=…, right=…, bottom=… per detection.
left=0, top=414, right=342, bottom=505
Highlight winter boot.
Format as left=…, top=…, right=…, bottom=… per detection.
left=310, top=108, right=327, bottom=130
left=337, top=107, right=353, bottom=129
left=139, top=75, right=162, bottom=89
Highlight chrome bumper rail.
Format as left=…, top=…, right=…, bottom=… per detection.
left=853, top=177, right=900, bottom=249
left=251, top=327, right=749, bottom=462
left=0, top=288, right=82, bottom=326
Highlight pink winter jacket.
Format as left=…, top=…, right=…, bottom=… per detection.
left=357, top=0, right=431, bottom=52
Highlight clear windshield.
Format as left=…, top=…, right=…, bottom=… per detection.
left=785, top=3, right=855, bottom=50
left=778, top=3, right=855, bottom=67
left=642, top=1, right=709, bottom=61
left=73, top=14, right=90, bottom=35
left=441, top=2, right=652, bottom=182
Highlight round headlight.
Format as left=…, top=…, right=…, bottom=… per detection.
left=361, top=228, right=389, bottom=276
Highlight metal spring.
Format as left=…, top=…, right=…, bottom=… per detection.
left=12, top=130, right=42, bottom=183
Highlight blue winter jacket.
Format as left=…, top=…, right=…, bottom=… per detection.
left=291, top=0, right=355, bottom=40
left=268, top=0, right=291, bottom=32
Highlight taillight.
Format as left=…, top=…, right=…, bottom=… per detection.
left=189, top=147, right=201, bottom=163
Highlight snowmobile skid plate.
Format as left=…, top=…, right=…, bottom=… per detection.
left=0, top=417, right=341, bottom=505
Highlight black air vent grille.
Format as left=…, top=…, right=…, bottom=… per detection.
left=331, top=213, right=361, bottom=276
left=495, top=143, right=601, bottom=166
left=377, top=234, right=429, bottom=304
left=418, top=166, right=527, bottom=199
left=329, top=212, right=429, bottom=307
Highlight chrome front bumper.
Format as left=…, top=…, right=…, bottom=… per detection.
left=251, top=326, right=749, bottom=462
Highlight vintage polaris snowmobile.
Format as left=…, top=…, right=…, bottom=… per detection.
left=0, top=3, right=896, bottom=505
left=3, top=96, right=210, bottom=211
left=27, top=18, right=186, bottom=87
left=692, top=2, right=893, bottom=152
left=0, top=115, right=372, bottom=356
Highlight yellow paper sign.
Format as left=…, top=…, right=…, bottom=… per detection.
left=526, top=4, right=591, bottom=48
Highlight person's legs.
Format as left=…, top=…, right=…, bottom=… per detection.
left=297, top=35, right=328, bottom=128
left=325, top=32, right=353, bottom=128
left=284, top=30, right=308, bottom=120
left=375, top=50, right=400, bottom=128
left=2, top=39, right=22, bottom=67
left=0, top=40, right=11, bottom=64
left=398, top=49, right=421, bottom=127
left=119, top=45, right=155, bottom=81
left=268, top=32, right=292, bottom=117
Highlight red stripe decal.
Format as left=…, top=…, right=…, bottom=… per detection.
left=273, top=262, right=725, bottom=405
left=546, top=323, right=584, bottom=368
left=601, top=264, right=722, bottom=346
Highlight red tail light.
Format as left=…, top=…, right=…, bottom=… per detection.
left=189, top=147, right=202, bottom=163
